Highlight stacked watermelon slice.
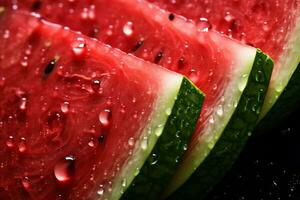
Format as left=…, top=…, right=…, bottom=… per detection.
left=0, top=0, right=297, bottom=199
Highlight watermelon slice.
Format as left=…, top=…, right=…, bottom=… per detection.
left=3, top=0, right=272, bottom=199
left=149, top=0, right=300, bottom=125
left=0, top=10, right=204, bottom=200
left=1, top=0, right=273, bottom=198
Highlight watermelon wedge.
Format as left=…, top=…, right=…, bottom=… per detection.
left=149, top=0, right=300, bottom=125
left=1, top=0, right=274, bottom=199
left=0, top=10, right=204, bottom=200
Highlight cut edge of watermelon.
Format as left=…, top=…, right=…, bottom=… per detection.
left=0, top=9, right=205, bottom=200
left=97, top=63, right=203, bottom=200
left=121, top=77, right=204, bottom=199
left=101, top=64, right=181, bottom=200
left=166, top=50, right=274, bottom=199
left=259, top=12, right=300, bottom=120
left=163, top=45, right=273, bottom=197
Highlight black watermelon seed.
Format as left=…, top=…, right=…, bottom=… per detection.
left=44, top=59, right=57, bottom=75
left=154, top=51, right=164, bottom=64
left=98, top=135, right=105, bottom=143
left=178, top=57, right=185, bottom=69
left=31, top=1, right=42, bottom=11
left=89, top=27, right=100, bottom=38
left=132, top=40, right=144, bottom=52
left=168, top=13, right=175, bottom=21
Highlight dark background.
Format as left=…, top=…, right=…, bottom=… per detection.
left=206, top=108, right=300, bottom=200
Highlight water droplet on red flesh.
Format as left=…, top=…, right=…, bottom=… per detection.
left=72, top=38, right=86, bottom=57
left=197, top=17, right=211, bottom=32
left=123, top=21, right=134, bottom=36
left=54, top=155, right=76, bottom=182
left=99, top=109, right=112, bottom=128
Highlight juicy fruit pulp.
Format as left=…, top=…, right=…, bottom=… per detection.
left=2, top=0, right=274, bottom=198
left=149, top=0, right=300, bottom=119
left=0, top=11, right=204, bottom=200
left=2, top=0, right=256, bottom=141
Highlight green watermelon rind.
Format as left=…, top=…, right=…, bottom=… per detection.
left=164, top=50, right=273, bottom=199
left=121, top=77, right=204, bottom=199
left=259, top=13, right=300, bottom=120
left=105, top=75, right=204, bottom=200
left=256, top=13, right=300, bottom=133
left=255, top=62, right=300, bottom=133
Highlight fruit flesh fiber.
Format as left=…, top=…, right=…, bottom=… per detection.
left=0, top=11, right=182, bottom=200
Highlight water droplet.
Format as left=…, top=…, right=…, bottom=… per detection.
left=3, top=30, right=10, bottom=39
left=141, top=136, right=148, bottom=150
left=216, top=105, right=224, bottom=117
left=128, top=137, right=135, bottom=146
left=60, top=102, right=69, bottom=113
left=6, top=136, right=14, bottom=147
left=19, top=97, right=27, bottom=110
left=0, top=6, right=5, bottom=14
left=99, top=109, right=112, bottom=127
left=233, top=100, right=238, bottom=108
left=238, top=74, right=248, bottom=92
left=208, top=142, right=214, bottom=149
left=121, top=178, right=127, bottom=188
left=22, top=177, right=30, bottom=189
left=91, top=79, right=101, bottom=92
left=183, top=144, right=188, bottom=151
left=25, top=45, right=32, bottom=56
left=209, top=116, right=214, bottom=124
left=197, top=18, right=211, bottom=32
left=247, top=132, right=252, bottom=136
left=150, top=153, right=158, bottom=165
left=88, top=140, right=95, bottom=147
left=106, top=25, right=113, bottom=36
left=262, top=21, right=270, bottom=32
left=54, top=155, right=76, bottom=182
left=20, top=57, right=28, bottom=67
left=18, top=137, right=26, bottom=153
left=134, top=168, right=140, bottom=176
left=154, top=125, right=164, bottom=137
left=212, top=84, right=218, bottom=91
left=188, top=69, right=199, bottom=83
left=88, top=5, right=96, bottom=20
left=255, top=70, right=265, bottom=83
left=208, top=69, right=214, bottom=77
left=81, top=6, right=95, bottom=20
left=132, top=97, right=136, bottom=103
left=165, top=107, right=172, bottom=116
left=175, top=131, right=181, bottom=138
left=275, top=83, right=283, bottom=93
left=123, top=21, right=134, bottom=36
left=97, top=188, right=104, bottom=196
left=0, top=76, right=5, bottom=87
left=72, top=38, right=86, bottom=57
left=224, top=12, right=234, bottom=22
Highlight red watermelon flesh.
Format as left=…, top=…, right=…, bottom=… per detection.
left=0, top=10, right=190, bottom=200
left=148, top=0, right=300, bottom=118
left=2, top=0, right=255, bottom=147
left=1, top=1, right=273, bottom=198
